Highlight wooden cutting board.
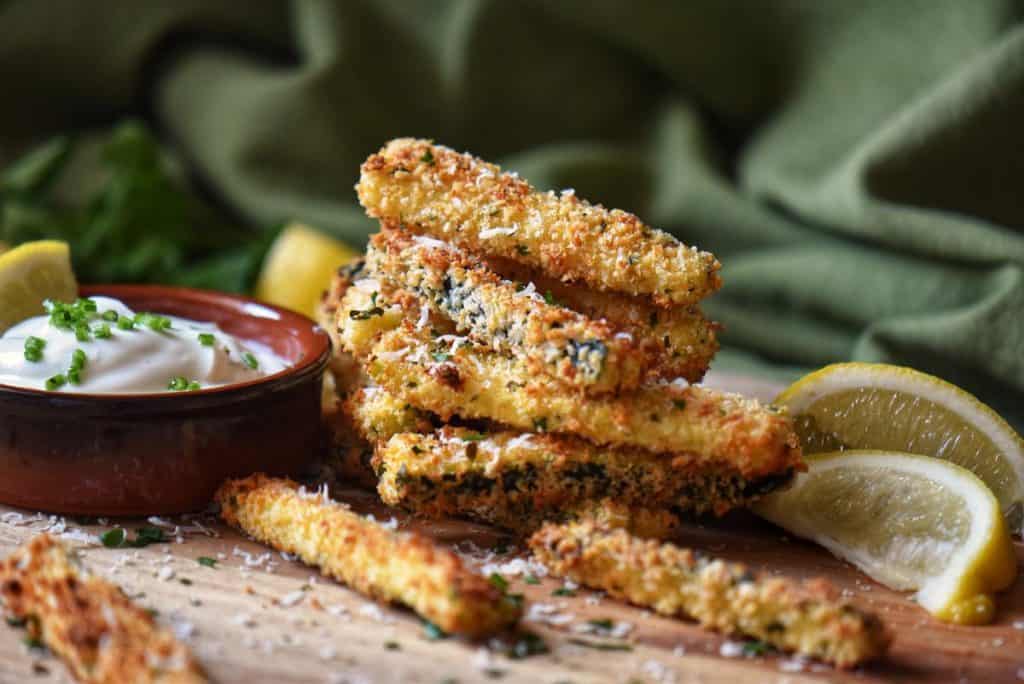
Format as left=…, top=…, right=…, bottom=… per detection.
left=0, top=372, right=1020, bottom=684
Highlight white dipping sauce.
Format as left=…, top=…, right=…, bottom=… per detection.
left=0, top=296, right=288, bottom=393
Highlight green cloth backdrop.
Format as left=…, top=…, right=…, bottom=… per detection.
left=2, top=1, right=1023, bottom=428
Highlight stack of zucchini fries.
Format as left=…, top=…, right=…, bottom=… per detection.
left=0, top=141, right=890, bottom=682
left=299, top=139, right=889, bottom=667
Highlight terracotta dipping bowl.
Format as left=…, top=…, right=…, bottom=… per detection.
left=0, top=285, right=331, bottom=516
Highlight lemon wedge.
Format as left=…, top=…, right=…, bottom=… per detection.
left=254, top=223, right=359, bottom=319
left=777, top=362, right=1024, bottom=533
left=0, top=240, right=78, bottom=333
left=756, top=450, right=1017, bottom=624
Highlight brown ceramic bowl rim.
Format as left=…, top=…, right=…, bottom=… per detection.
left=0, top=284, right=331, bottom=404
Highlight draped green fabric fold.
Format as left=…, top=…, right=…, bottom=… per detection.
left=2, top=1, right=1022, bottom=427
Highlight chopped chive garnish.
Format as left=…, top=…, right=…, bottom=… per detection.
left=117, top=317, right=134, bottom=331
left=136, top=313, right=172, bottom=332
left=71, top=349, right=86, bottom=370
left=79, top=298, right=97, bottom=313
left=197, top=333, right=215, bottom=346
left=523, top=574, right=540, bottom=585
left=23, top=336, right=45, bottom=362
left=551, top=587, right=576, bottom=597
left=197, top=556, right=217, bottom=568
left=94, top=324, right=112, bottom=339
left=75, top=325, right=91, bottom=342
left=242, top=352, right=259, bottom=369
left=187, top=381, right=201, bottom=391
left=102, top=310, right=118, bottom=322
left=67, top=369, right=81, bottom=385
left=168, top=377, right=189, bottom=391
left=44, top=374, right=66, bottom=391
left=100, top=528, right=126, bottom=548
left=488, top=573, right=509, bottom=592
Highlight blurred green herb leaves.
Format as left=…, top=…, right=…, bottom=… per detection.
left=0, top=121, right=276, bottom=293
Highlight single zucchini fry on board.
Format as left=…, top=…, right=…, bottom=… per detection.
left=367, top=230, right=649, bottom=394
left=529, top=517, right=891, bottom=669
left=364, top=324, right=802, bottom=478
left=0, top=534, right=206, bottom=684
left=486, top=256, right=719, bottom=383
left=374, top=427, right=794, bottom=528
left=216, top=474, right=521, bottom=638
left=357, top=138, right=721, bottom=306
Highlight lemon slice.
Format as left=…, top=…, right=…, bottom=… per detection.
left=756, top=450, right=1017, bottom=624
left=254, top=223, right=359, bottom=319
left=0, top=240, right=78, bottom=333
left=777, top=362, right=1024, bottom=533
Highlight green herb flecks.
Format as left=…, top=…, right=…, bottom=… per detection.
left=23, top=336, right=45, bottom=362
left=741, top=640, right=775, bottom=657
left=101, top=526, right=167, bottom=549
left=488, top=573, right=509, bottom=592
left=197, top=556, right=218, bottom=568
left=168, top=377, right=201, bottom=391
left=242, top=352, right=259, bottom=370
left=197, top=332, right=215, bottom=346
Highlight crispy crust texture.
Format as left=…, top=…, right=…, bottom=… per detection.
left=216, top=474, right=521, bottom=638
left=345, top=383, right=433, bottom=444
left=367, top=230, right=650, bottom=394
left=363, top=323, right=802, bottom=478
left=357, top=139, right=721, bottom=306
left=374, top=427, right=793, bottom=527
left=0, top=534, right=206, bottom=683
left=485, top=256, right=719, bottom=383
left=528, top=518, right=891, bottom=668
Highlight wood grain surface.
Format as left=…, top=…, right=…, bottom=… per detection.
left=0, top=372, right=1020, bottom=684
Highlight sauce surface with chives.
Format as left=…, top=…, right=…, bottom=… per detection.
left=0, top=296, right=287, bottom=393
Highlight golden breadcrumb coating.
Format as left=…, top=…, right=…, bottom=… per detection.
left=529, top=518, right=891, bottom=668
left=335, top=276, right=407, bottom=357
left=361, top=323, right=801, bottom=478
left=374, top=427, right=793, bottom=529
left=0, top=534, right=206, bottom=683
left=486, top=256, right=718, bottom=383
left=357, top=138, right=721, bottom=306
left=568, top=498, right=681, bottom=541
left=216, top=474, right=521, bottom=638
left=345, top=383, right=433, bottom=444
left=318, top=259, right=367, bottom=388
left=366, top=230, right=650, bottom=394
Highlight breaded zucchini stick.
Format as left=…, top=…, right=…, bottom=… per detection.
left=0, top=534, right=206, bottom=683
left=216, top=474, right=521, bottom=638
left=318, top=259, right=368, bottom=389
left=529, top=517, right=891, bottom=668
left=362, top=324, right=801, bottom=478
left=367, top=230, right=649, bottom=394
left=346, top=383, right=433, bottom=443
left=486, top=256, right=719, bottom=383
left=374, top=428, right=793, bottom=528
left=357, top=139, right=721, bottom=306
